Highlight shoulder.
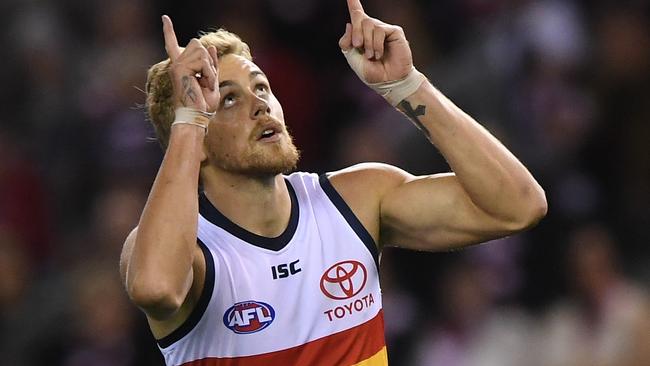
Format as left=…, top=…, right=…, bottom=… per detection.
left=326, top=162, right=413, bottom=197
left=288, top=163, right=412, bottom=188
left=317, top=163, right=414, bottom=248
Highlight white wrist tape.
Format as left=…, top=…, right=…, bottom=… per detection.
left=366, top=68, right=426, bottom=106
left=171, top=107, right=214, bottom=134
left=342, top=48, right=426, bottom=106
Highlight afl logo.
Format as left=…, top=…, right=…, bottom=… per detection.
left=223, top=301, right=275, bottom=334
left=320, top=260, right=367, bottom=300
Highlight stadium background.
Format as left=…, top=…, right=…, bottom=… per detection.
left=1, top=0, right=648, bottom=364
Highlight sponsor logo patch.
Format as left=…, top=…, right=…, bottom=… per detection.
left=320, top=260, right=367, bottom=300
left=223, top=301, right=275, bottom=334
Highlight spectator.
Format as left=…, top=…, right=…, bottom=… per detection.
left=534, top=223, right=650, bottom=366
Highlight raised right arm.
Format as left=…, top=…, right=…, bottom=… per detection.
left=124, top=126, right=205, bottom=319
left=121, top=15, right=218, bottom=321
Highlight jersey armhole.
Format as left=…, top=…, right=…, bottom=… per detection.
left=157, top=239, right=215, bottom=349
left=318, top=173, right=380, bottom=270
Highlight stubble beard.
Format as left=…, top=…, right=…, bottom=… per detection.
left=214, top=131, right=301, bottom=178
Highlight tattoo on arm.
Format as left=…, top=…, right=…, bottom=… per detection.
left=181, top=75, right=198, bottom=106
left=398, top=100, right=429, bottom=138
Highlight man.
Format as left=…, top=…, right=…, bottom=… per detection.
left=120, top=0, right=547, bottom=364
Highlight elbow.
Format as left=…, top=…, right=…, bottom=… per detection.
left=127, top=278, right=184, bottom=319
left=525, top=192, right=548, bottom=228
left=513, top=185, right=548, bottom=231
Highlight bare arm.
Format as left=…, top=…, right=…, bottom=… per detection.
left=381, top=83, right=547, bottom=250
left=121, top=15, right=219, bottom=320
left=126, top=127, right=205, bottom=318
left=337, top=0, right=546, bottom=251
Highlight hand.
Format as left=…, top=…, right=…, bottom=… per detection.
left=162, top=15, right=220, bottom=112
left=338, top=0, right=413, bottom=84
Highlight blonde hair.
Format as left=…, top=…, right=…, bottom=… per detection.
left=145, top=29, right=252, bottom=149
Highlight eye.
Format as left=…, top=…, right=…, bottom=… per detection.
left=255, top=84, right=269, bottom=96
left=222, top=93, right=236, bottom=108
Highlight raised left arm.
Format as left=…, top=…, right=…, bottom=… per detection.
left=338, top=0, right=546, bottom=251
left=379, top=83, right=547, bottom=251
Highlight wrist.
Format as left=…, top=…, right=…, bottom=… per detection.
left=339, top=48, right=426, bottom=106
left=366, top=67, right=427, bottom=107
left=171, top=107, right=214, bottom=134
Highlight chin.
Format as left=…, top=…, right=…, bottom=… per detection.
left=251, top=146, right=301, bottom=176
left=215, top=141, right=301, bottom=177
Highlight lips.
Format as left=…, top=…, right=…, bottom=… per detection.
left=255, top=119, right=283, bottom=141
left=260, top=128, right=276, bottom=139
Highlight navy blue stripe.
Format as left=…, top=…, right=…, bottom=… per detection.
left=157, top=239, right=215, bottom=349
left=198, top=178, right=299, bottom=251
left=318, top=174, right=380, bottom=270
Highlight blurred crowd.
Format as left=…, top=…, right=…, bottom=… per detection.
left=1, top=0, right=648, bottom=365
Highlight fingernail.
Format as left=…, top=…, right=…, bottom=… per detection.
left=375, top=51, right=380, bottom=60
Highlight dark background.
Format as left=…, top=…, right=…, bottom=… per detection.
left=1, top=0, right=648, bottom=365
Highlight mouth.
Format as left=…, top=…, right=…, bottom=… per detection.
left=256, top=120, right=283, bottom=143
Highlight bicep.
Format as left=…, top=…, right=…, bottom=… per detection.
left=120, top=226, right=208, bottom=336
left=380, top=173, right=516, bottom=251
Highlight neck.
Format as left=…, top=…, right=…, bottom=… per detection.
left=201, top=168, right=291, bottom=238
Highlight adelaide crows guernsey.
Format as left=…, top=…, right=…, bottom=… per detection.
left=157, top=172, right=387, bottom=366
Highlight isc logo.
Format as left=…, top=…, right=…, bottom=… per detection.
left=271, top=259, right=301, bottom=280
left=223, top=301, right=275, bottom=334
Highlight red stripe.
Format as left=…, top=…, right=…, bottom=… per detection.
left=181, top=310, right=386, bottom=366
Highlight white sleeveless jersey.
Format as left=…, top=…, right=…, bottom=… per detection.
left=157, top=172, right=387, bottom=366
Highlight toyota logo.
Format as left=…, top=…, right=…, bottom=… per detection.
left=320, top=260, right=367, bottom=300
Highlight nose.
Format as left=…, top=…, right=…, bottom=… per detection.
left=250, top=95, right=271, bottom=119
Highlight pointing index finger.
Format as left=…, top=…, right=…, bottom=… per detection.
left=162, top=15, right=181, bottom=61
left=346, top=0, right=365, bottom=22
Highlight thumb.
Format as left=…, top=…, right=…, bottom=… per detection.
left=339, top=23, right=353, bottom=51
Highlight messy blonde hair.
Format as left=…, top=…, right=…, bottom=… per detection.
left=145, top=29, right=252, bottom=149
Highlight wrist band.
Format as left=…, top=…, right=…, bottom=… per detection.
left=366, top=67, right=426, bottom=106
left=172, top=107, right=214, bottom=134
left=342, top=48, right=426, bottom=106
left=171, top=120, right=209, bottom=131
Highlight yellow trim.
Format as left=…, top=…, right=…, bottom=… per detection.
left=352, top=346, right=388, bottom=366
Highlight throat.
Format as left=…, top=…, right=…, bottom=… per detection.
left=202, top=174, right=292, bottom=238
left=252, top=211, right=290, bottom=238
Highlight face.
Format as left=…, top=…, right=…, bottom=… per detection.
left=204, top=54, right=299, bottom=177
